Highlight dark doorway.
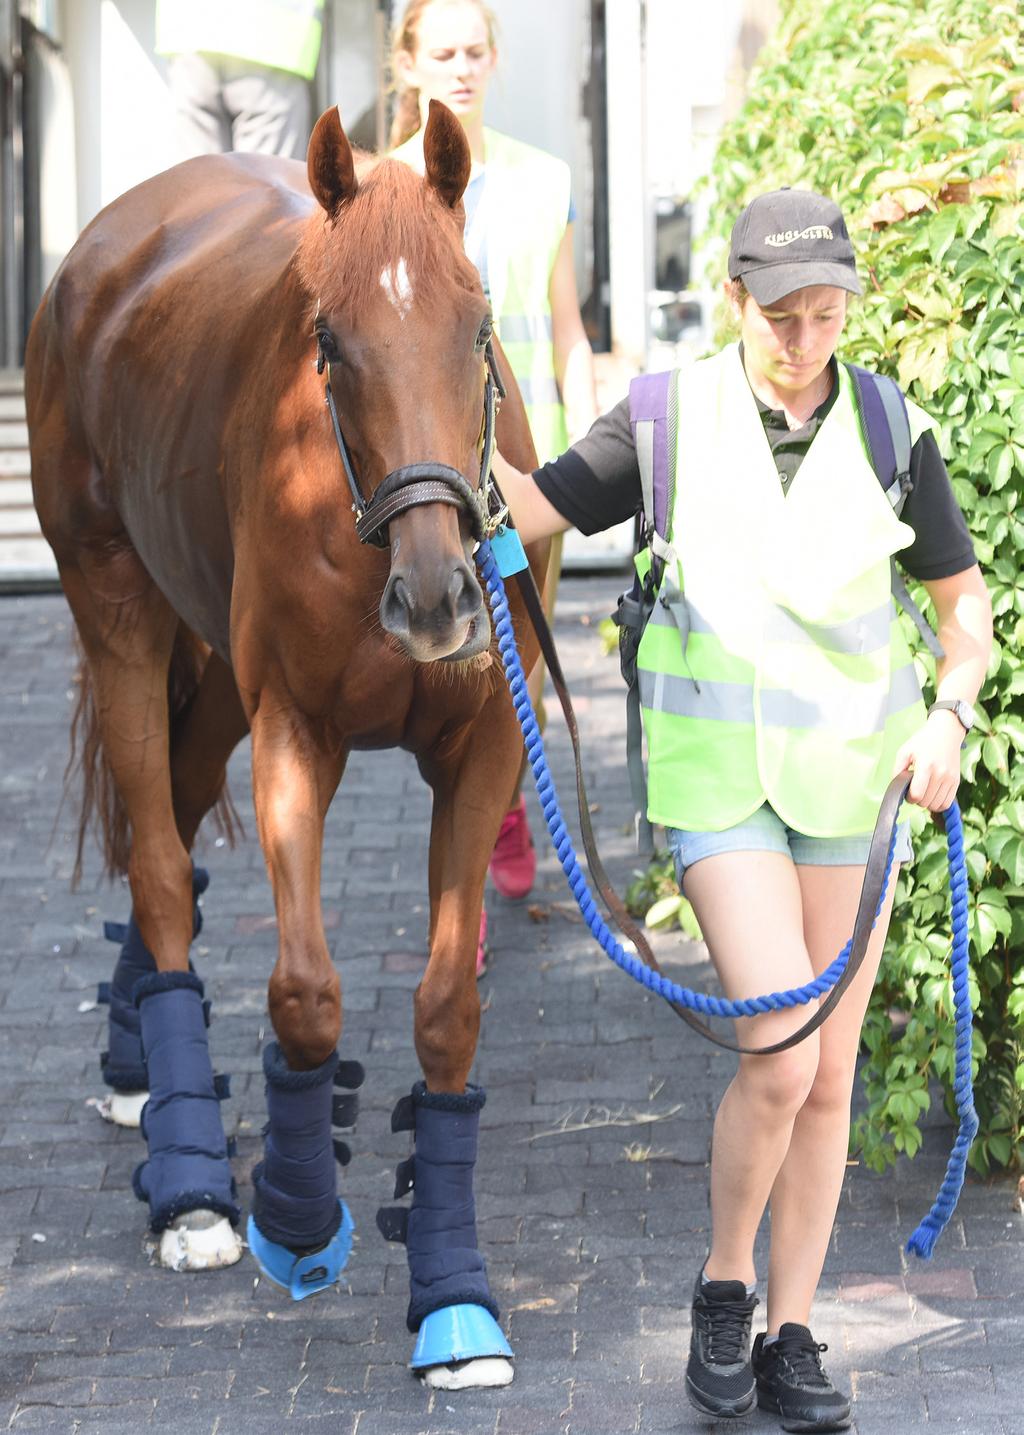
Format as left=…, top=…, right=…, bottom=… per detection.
left=1, top=0, right=24, bottom=368
left=581, top=0, right=610, bottom=353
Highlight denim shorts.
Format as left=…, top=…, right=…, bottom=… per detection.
left=666, top=803, right=913, bottom=885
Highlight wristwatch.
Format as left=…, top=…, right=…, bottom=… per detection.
left=928, top=698, right=978, bottom=735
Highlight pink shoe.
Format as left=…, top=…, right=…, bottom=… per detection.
left=489, top=796, right=536, bottom=900
left=476, top=906, right=488, bottom=979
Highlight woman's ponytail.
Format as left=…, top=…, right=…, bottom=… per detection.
left=389, top=86, right=422, bottom=149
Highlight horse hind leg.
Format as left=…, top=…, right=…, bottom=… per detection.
left=85, top=632, right=218, bottom=1103
left=169, top=648, right=249, bottom=854
left=59, top=555, right=241, bottom=1270
left=93, top=860, right=210, bottom=1130
left=91, top=646, right=251, bottom=1136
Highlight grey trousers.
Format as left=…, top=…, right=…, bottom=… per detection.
left=168, top=52, right=312, bottom=160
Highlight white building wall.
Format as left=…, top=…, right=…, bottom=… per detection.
left=62, top=0, right=174, bottom=229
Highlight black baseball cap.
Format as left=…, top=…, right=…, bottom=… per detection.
left=728, top=188, right=862, bottom=306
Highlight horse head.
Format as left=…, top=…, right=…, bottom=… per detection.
left=300, top=102, right=498, bottom=664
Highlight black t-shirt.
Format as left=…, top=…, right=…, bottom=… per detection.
left=534, top=359, right=976, bottom=583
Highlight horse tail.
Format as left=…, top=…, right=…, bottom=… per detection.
left=68, top=622, right=241, bottom=886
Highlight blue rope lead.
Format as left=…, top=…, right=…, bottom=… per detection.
left=478, top=538, right=977, bottom=1257
left=905, top=801, right=979, bottom=1258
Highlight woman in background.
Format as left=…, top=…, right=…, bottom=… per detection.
left=391, top=0, right=598, bottom=967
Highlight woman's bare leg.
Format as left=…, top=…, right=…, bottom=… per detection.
left=683, top=852, right=822, bottom=1286
left=763, top=863, right=898, bottom=1333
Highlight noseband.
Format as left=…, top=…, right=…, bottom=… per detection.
left=317, top=330, right=507, bottom=550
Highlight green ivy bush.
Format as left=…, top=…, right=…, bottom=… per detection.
left=683, top=0, right=1023, bottom=1173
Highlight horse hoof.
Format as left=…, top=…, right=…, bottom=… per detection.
left=419, top=1356, right=515, bottom=1390
left=411, top=1304, right=514, bottom=1387
left=158, top=1210, right=243, bottom=1271
left=246, top=1200, right=354, bottom=1300
left=92, top=1090, right=149, bottom=1128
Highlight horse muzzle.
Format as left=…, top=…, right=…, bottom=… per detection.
left=379, top=556, right=490, bottom=663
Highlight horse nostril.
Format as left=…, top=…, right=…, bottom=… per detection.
left=380, top=574, right=413, bottom=634
left=448, top=563, right=482, bottom=622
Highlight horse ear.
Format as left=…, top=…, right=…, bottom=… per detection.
left=422, top=99, right=471, bottom=209
left=307, top=106, right=358, bottom=218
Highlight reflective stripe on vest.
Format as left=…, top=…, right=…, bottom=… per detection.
left=648, top=587, right=897, bottom=657
left=639, top=660, right=922, bottom=731
left=156, top=0, right=324, bottom=80
left=636, top=346, right=931, bottom=837
left=391, top=127, right=569, bottom=464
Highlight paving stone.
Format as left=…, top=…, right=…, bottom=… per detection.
left=0, top=585, right=1017, bottom=1429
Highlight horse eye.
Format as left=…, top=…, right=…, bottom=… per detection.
left=316, top=328, right=340, bottom=365
left=475, top=319, right=493, bottom=350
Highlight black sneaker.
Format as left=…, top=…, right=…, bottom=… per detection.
left=752, top=1322, right=852, bottom=1432
left=685, top=1272, right=758, bottom=1419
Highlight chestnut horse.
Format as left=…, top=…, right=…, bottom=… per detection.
left=26, top=103, right=544, bottom=1387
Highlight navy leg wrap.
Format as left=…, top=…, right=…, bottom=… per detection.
left=98, top=868, right=209, bottom=1092
left=132, top=970, right=239, bottom=1232
left=251, top=1043, right=348, bottom=1252
left=377, top=1082, right=499, bottom=1333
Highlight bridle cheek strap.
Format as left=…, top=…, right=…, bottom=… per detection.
left=320, top=335, right=504, bottom=549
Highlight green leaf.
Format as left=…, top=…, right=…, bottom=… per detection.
left=645, top=895, right=685, bottom=932
left=982, top=732, right=1010, bottom=780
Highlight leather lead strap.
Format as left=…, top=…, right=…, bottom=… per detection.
left=512, top=563, right=910, bottom=1056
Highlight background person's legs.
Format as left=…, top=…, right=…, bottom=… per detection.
left=524, top=531, right=563, bottom=728
left=167, top=54, right=232, bottom=158
left=489, top=537, right=563, bottom=900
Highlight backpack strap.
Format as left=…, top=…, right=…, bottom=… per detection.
left=617, top=370, right=680, bottom=855
left=848, top=364, right=944, bottom=660
left=628, top=370, right=678, bottom=563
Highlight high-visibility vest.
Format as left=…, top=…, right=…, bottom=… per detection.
left=392, top=126, right=570, bottom=463
left=156, top=0, right=324, bottom=82
left=637, top=345, right=932, bottom=836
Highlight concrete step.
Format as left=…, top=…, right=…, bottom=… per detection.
left=0, top=510, right=43, bottom=538
left=0, top=479, right=33, bottom=507
left=0, top=421, right=29, bottom=449
left=0, top=373, right=51, bottom=586
left=0, top=535, right=58, bottom=590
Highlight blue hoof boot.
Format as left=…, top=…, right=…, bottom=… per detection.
left=247, top=1200, right=354, bottom=1301
left=410, top=1303, right=513, bottom=1370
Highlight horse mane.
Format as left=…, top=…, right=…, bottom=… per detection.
left=295, top=155, right=481, bottom=319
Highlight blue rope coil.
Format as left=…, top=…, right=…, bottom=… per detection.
left=478, top=538, right=978, bottom=1258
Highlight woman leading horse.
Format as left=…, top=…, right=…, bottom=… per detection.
left=27, top=101, right=543, bottom=1388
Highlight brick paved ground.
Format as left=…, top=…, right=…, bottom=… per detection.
left=0, top=580, right=1020, bottom=1435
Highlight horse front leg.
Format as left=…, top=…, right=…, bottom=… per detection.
left=244, top=698, right=361, bottom=1299
left=379, top=706, right=522, bottom=1389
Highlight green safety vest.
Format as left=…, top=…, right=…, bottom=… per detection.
left=637, top=345, right=931, bottom=836
left=392, top=126, right=570, bottom=463
left=156, top=0, right=324, bottom=81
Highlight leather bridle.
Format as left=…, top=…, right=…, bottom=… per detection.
left=316, top=326, right=507, bottom=549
